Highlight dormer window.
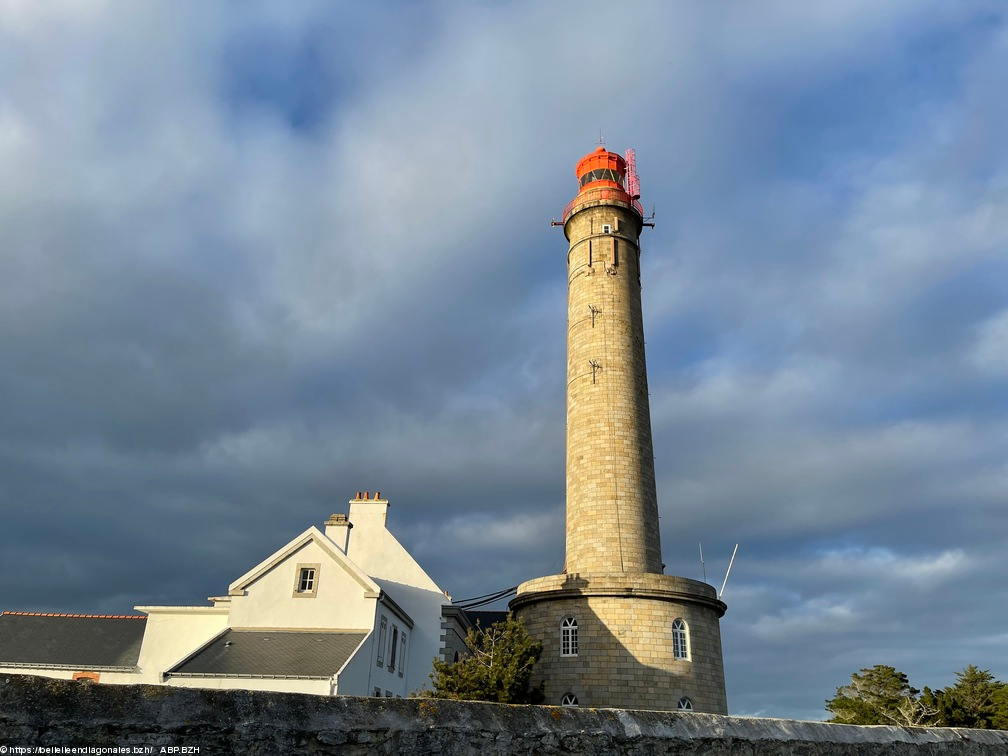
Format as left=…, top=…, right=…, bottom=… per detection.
left=293, top=563, right=320, bottom=598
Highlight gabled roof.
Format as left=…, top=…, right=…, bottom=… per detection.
left=228, top=526, right=380, bottom=598
left=167, top=628, right=368, bottom=679
left=0, top=611, right=146, bottom=670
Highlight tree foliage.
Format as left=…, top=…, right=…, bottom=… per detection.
left=926, top=665, right=1006, bottom=729
left=828, top=664, right=1008, bottom=730
left=991, top=684, right=1008, bottom=731
left=427, top=615, right=544, bottom=704
left=826, top=665, right=935, bottom=726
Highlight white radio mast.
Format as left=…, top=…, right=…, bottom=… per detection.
left=719, top=544, right=739, bottom=598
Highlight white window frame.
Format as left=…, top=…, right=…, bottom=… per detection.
left=398, top=633, right=407, bottom=677
left=560, top=616, right=578, bottom=657
left=561, top=693, right=579, bottom=707
left=602, top=223, right=612, bottom=234
left=678, top=696, right=693, bottom=711
left=299, top=569, right=315, bottom=592
left=293, top=563, right=320, bottom=598
left=376, top=615, right=387, bottom=666
left=389, top=625, right=399, bottom=671
left=672, top=618, right=690, bottom=661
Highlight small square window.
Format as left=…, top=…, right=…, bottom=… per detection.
left=298, top=568, right=315, bottom=592
left=602, top=224, right=612, bottom=234
left=293, top=563, right=320, bottom=598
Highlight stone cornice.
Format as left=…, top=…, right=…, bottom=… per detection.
left=510, top=572, right=727, bottom=617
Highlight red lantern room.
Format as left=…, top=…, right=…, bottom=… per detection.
left=575, top=146, right=627, bottom=192
left=557, top=146, right=645, bottom=226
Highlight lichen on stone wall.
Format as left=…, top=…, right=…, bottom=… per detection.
left=3, top=673, right=1008, bottom=755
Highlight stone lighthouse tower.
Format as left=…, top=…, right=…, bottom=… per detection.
left=510, top=147, right=728, bottom=713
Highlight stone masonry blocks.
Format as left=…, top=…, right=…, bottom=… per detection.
left=512, top=179, right=729, bottom=715
left=513, top=573, right=728, bottom=713
left=564, top=203, right=660, bottom=575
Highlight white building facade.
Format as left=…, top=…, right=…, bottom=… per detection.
left=0, top=493, right=448, bottom=698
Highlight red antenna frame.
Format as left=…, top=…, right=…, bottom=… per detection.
left=624, top=148, right=640, bottom=201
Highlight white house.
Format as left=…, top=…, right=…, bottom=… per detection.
left=0, top=492, right=449, bottom=698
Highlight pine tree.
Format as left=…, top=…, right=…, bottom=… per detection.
left=826, top=665, right=936, bottom=726
left=938, top=665, right=1004, bottom=729
left=991, top=683, right=1008, bottom=730
left=427, top=615, right=544, bottom=704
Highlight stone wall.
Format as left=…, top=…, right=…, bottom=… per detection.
left=562, top=201, right=660, bottom=575
left=512, top=573, right=728, bottom=712
left=3, top=673, right=1008, bottom=755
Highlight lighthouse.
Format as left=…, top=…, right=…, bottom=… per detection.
left=510, top=146, right=728, bottom=713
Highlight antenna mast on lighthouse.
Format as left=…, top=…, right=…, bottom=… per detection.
left=625, top=148, right=649, bottom=222
left=624, top=148, right=640, bottom=200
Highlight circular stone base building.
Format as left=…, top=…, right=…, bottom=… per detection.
left=511, top=147, right=728, bottom=713
left=512, top=574, right=727, bottom=712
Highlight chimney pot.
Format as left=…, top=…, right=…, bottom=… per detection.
left=374, top=491, right=380, bottom=500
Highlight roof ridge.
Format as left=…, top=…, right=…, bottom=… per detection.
left=1, top=611, right=146, bottom=619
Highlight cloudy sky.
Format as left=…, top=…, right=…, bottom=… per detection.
left=2, top=0, right=1006, bottom=720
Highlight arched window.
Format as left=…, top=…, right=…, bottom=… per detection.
left=560, top=616, right=578, bottom=656
left=672, top=618, right=690, bottom=660
left=561, top=693, right=579, bottom=707
left=678, top=697, right=693, bottom=711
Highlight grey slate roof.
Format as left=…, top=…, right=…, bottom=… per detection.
left=169, top=628, right=368, bottom=679
left=0, top=611, right=146, bottom=669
